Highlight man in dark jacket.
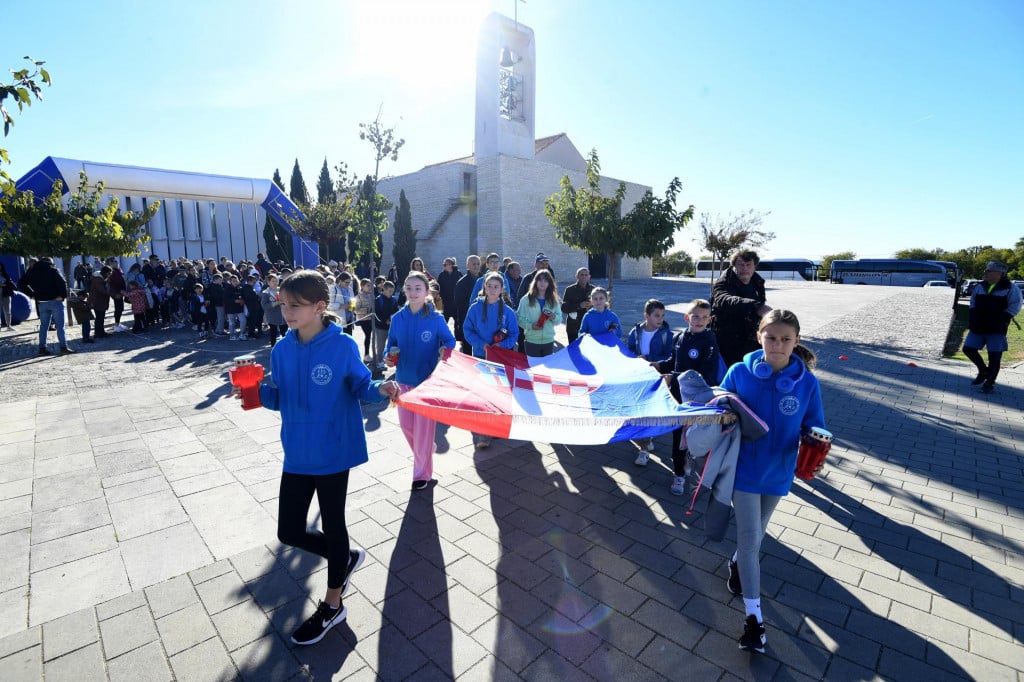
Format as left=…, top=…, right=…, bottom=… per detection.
left=963, top=261, right=1022, bottom=394
left=561, top=267, right=594, bottom=344
left=711, top=250, right=772, bottom=366
left=18, top=257, right=73, bottom=355
left=454, top=254, right=482, bottom=354
left=436, top=257, right=461, bottom=325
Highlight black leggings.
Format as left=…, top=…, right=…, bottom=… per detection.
left=277, top=470, right=350, bottom=589
left=357, top=320, right=373, bottom=355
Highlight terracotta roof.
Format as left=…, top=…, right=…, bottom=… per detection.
left=420, top=133, right=569, bottom=170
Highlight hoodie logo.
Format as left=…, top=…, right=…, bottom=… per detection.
left=420, top=330, right=433, bottom=343
left=779, top=395, right=800, bottom=416
left=311, top=364, right=333, bottom=386
left=688, top=348, right=699, bottom=360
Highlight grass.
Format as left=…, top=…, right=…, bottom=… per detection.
left=945, top=303, right=1024, bottom=363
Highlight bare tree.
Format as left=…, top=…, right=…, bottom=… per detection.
left=698, top=209, right=774, bottom=280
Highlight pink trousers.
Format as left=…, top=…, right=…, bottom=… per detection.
left=397, top=391, right=436, bottom=482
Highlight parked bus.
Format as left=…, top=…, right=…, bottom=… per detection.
left=695, top=258, right=818, bottom=281
left=829, top=259, right=960, bottom=287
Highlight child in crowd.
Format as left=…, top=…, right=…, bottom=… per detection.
left=464, top=272, right=520, bottom=448
left=719, top=309, right=826, bottom=653
left=232, top=270, right=398, bottom=646
left=223, top=275, right=246, bottom=340
left=208, top=274, right=226, bottom=335
left=626, top=299, right=674, bottom=466
left=242, top=274, right=261, bottom=338
left=338, top=272, right=356, bottom=336
left=125, top=281, right=149, bottom=333
left=386, top=272, right=456, bottom=490
left=354, top=278, right=375, bottom=363
left=190, top=283, right=211, bottom=338
left=657, top=299, right=720, bottom=495
left=261, top=274, right=287, bottom=346
left=578, top=287, right=620, bottom=337
left=515, top=269, right=562, bottom=357
left=373, top=281, right=399, bottom=369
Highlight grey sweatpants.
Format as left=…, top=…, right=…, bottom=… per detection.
left=732, top=489, right=782, bottom=601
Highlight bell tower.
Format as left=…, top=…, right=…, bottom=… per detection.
left=474, top=12, right=536, bottom=160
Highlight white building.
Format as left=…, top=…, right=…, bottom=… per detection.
left=377, top=13, right=652, bottom=281
left=10, top=156, right=316, bottom=275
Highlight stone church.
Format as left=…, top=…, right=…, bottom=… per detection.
left=376, top=12, right=652, bottom=281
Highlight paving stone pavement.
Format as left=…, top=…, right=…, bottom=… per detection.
left=0, top=278, right=1020, bottom=681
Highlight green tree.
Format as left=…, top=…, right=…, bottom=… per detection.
left=697, top=209, right=774, bottom=281
left=272, top=168, right=285, bottom=192
left=0, top=172, right=159, bottom=319
left=820, top=251, right=856, bottom=281
left=391, top=190, right=417, bottom=283
left=1, top=57, right=51, bottom=192
left=316, top=158, right=334, bottom=205
left=894, top=248, right=945, bottom=260
left=653, top=249, right=693, bottom=276
left=545, top=149, right=693, bottom=299
left=354, top=110, right=404, bottom=270
left=289, top=159, right=308, bottom=206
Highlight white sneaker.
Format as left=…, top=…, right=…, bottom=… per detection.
left=114, top=324, right=128, bottom=332
left=671, top=476, right=686, bottom=495
left=634, top=450, right=650, bottom=467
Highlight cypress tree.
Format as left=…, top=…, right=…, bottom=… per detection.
left=392, top=189, right=417, bottom=284
left=316, top=158, right=335, bottom=204
left=289, top=159, right=309, bottom=206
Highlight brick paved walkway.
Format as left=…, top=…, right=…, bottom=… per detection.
left=0, top=279, right=1020, bottom=680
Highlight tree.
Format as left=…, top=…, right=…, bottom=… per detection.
left=544, top=148, right=693, bottom=299
left=391, top=190, right=417, bottom=283
left=261, top=168, right=293, bottom=264
left=272, top=168, right=285, bottom=192
left=820, top=251, right=856, bottom=281
left=0, top=172, right=159, bottom=317
left=354, top=110, right=404, bottom=270
left=289, top=159, right=308, bottom=206
left=316, top=158, right=334, bottom=205
left=653, top=249, right=694, bottom=276
left=1, top=57, right=51, bottom=192
left=697, top=209, right=775, bottom=280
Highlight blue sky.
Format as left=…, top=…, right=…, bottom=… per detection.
left=6, top=0, right=1022, bottom=260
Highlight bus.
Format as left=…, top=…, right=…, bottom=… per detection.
left=695, top=258, right=818, bottom=281
left=829, top=259, right=960, bottom=287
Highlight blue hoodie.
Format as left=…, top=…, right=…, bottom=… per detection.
left=463, top=299, right=519, bottom=358
left=259, top=323, right=386, bottom=475
left=386, top=304, right=456, bottom=386
left=626, top=320, right=673, bottom=362
left=720, top=349, right=826, bottom=496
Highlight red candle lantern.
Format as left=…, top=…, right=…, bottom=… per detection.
left=795, top=427, right=832, bottom=480
left=229, top=354, right=264, bottom=411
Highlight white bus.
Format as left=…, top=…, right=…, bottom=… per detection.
left=695, top=258, right=818, bottom=281
left=829, top=259, right=960, bottom=287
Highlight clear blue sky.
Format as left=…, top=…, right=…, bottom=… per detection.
left=7, top=0, right=1022, bottom=260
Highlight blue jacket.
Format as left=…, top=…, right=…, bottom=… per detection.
left=658, top=328, right=720, bottom=385
left=259, top=323, right=386, bottom=475
left=579, top=309, right=621, bottom=336
left=386, top=305, right=456, bottom=386
left=463, top=299, right=519, bottom=358
left=374, top=293, right=399, bottom=329
left=626, top=320, right=674, bottom=362
left=720, top=349, right=826, bottom=496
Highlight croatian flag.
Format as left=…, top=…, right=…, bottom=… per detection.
left=396, top=332, right=727, bottom=444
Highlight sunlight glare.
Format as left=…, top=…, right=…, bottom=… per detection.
left=347, top=0, right=491, bottom=95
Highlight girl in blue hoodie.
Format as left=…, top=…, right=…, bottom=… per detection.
left=463, top=271, right=519, bottom=447
left=386, top=272, right=456, bottom=491
left=232, top=270, right=398, bottom=647
left=718, top=309, right=826, bottom=654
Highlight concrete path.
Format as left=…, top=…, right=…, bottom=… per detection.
left=0, top=278, right=1020, bottom=680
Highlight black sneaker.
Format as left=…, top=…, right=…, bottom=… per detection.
left=727, top=560, right=742, bottom=596
left=290, top=601, right=346, bottom=646
left=38, top=347, right=51, bottom=356
left=739, top=615, right=766, bottom=653
left=981, top=382, right=995, bottom=394
left=341, top=548, right=366, bottom=597
left=60, top=346, right=75, bottom=354
left=971, top=372, right=988, bottom=385
left=411, top=479, right=430, bottom=491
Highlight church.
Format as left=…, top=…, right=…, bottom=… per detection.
left=376, top=13, right=653, bottom=281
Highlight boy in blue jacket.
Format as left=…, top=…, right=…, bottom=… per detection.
left=372, top=281, right=398, bottom=369
left=626, top=299, right=674, bottom=466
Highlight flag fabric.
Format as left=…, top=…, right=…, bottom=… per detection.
left=396, top=332, right=729, bottom=444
